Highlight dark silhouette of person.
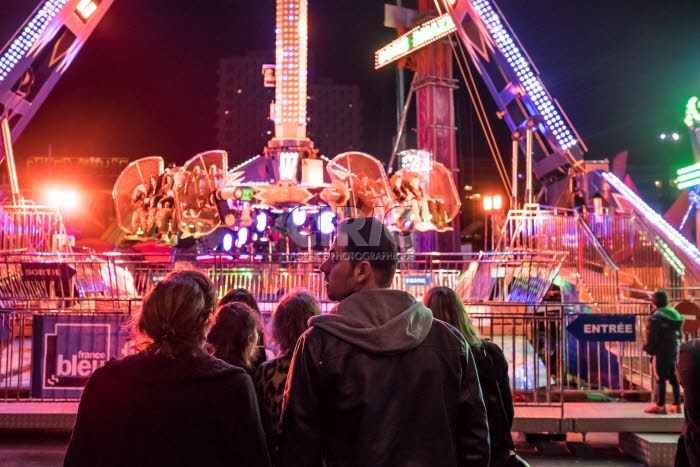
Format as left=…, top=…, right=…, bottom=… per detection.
left=643, top=289, right=684, bottom=414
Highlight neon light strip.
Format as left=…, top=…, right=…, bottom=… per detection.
left=0, top=0, right=69, bottom=83
left=320, top=155, right=357, bottom=178
left=677, top=171, right=700, bottom=183
left=470, top=0, right=578, bottom=151
left=602, top=172, right=700, bottom=266
left=655, top=239, right=685, bottom=276
left=274, top=0, right=307, bottom=132
left=374, top=14, right=456, bottom=69
left=677, top=162, right=700, bottom=176
left=229, top=155, right=260, bottom=172
left=677, top=178, right=700, bottom=190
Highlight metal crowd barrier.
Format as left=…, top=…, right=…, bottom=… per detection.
left=0, top=204, right=69, bottom=253
left=2, top=249, right=698, bottom=404
left=0, top=251, right=564, bottom=306
left=1, top=300, right=682, bottom=404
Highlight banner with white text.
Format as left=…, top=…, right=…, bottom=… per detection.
left=31, top=314, right=131, bottom=399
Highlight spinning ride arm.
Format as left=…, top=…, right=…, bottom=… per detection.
left=437, top=0, right=586, bottom=198
left=0, top=0, right=115, bottom=167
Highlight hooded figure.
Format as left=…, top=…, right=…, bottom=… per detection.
left=643, top=289, right=684, bottom=414
left=278, top=218, right=489, bottom=467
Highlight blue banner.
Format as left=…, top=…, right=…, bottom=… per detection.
left=402, top=274, right=431, bottom=287
left=566, top=314, right=636, bottom=342
left=31, top=314, right=131, bottom=399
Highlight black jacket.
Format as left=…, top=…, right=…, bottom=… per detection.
left=472, top=340, right=514, bottom=467
left=278, top=289, right=490, bottom=467
left=676, top=339, right=700, bottom=467
left=643, top=306, right=684, bottom=358
left=64, top=351, right=271, bottom=467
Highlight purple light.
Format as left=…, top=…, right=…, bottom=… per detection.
left=222, top=232, right=233, bottom=252
left=256, top=212, right=267, bottom=232
left=0, top=0, right=70, bottom=82
left=317, top=211, right=336, bottom=235
left=291, top=209, right=307, bottom=226
left=237, top=227, right=249, bottom=246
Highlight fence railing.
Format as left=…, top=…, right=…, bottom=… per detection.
left=3, top=299, right=689, bottom=405
left=583, top=211, right=687, bottom=295
left=0, top=251, right=568, bottom=307
left=0, top=204, right=68, bottom=253
left=497, top=206, right=620, bottom=312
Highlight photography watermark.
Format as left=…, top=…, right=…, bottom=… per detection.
left=287, top=250, right=415, bottom=262
left=284, top=205, right=414, bottom=249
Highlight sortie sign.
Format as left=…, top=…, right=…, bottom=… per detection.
left=566, top=314, right=636, bottom=342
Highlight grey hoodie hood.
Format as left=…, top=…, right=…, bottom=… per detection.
left=309, top=289, right=433, bottom=355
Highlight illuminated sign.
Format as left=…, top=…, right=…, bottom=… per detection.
left=567, top=314, right=636, bottom=342
left=677, top=162, right=700, bottom=190
left=375, top=14, right=456, bottom=69
left=685, top=96, right=700, bottom=128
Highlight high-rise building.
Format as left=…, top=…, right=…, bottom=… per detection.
left=308, top=80, right=362, bottom=158
left=216, top=53, right=362, bottom=164
left=216, top=52, right=275, bottom=165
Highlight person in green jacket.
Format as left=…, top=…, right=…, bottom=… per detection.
left=643, top=289, right=684, bottom=414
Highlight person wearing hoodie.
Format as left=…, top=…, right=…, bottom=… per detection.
left=278, top=217, right=489, bottom=467
left=675, top=338, right=700, bottom=467
left=643, top=289, right=684, bottom=414
left=64, top=266, right=271, bottom=467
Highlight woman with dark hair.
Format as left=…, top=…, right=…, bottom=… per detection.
left=423, top=286, right=519, bottom=467
left=253, top=290, right=321, bottom=457
left=64, top=265, right=271, bottom=467
left=207, top=302, right=261, bottom=375
left=220, top=288, right=267, bottom=370
left=220, top=288, right=261, bottom=313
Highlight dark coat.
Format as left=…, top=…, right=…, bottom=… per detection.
left=676, top=339, right=700, bottom=467
left=643, top=306, right=684, bottom=358
left=64, top=351, right=271, bottom=467
left=278, top=289, right=490, bottom=467
left=472, top=340, right=514, bottom=467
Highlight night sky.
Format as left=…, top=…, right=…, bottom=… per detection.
left=2, top=0, right=700, bottom=200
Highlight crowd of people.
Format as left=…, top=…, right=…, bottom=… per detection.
left=128, top=164, right=222, bottom=243
left=389, top=172, right=450, bottom=232
left=62, top=217, right=700, bottom=466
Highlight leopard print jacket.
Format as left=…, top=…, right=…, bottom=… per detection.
left=253, top=354, right=292, bottom=453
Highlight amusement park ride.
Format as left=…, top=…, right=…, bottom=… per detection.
left=4, top=0, right=700, bottom=415
left=2, top=0, right=700, bottom=295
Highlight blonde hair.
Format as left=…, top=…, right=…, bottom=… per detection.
left=423, top=286, right=481, bottom=349
left=272, top=290, right=321, bottom=354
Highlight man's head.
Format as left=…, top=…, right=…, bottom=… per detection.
left=652, top=289, right=669, bottom=308
left=319, top=217, right=398, bottom=301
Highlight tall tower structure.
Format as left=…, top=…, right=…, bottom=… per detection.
left=266, top=0, right=315, bottom=180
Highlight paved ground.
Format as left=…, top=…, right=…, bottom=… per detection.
left=0, top=432, right=70, bottom=467
left=0, top=432, right=650, bottom=466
